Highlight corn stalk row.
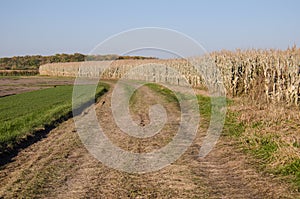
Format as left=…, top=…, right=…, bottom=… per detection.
left=39, top=48, right=300, bottom=105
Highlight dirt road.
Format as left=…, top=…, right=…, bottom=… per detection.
left=0, top=82, right=298, bottom=198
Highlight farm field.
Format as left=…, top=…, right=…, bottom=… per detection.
left=0, top=78, right=107, bottom=155
left=0, top=78, right=299, bottom=198
left=1, top=0, right=300, bottom=198
left=0, top=76, right=75, bottom=97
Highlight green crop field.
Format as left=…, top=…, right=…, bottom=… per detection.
left=0, top=83, right=108, bottom=153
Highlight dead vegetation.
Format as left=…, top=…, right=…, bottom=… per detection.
left=39, top=47, right=300, bottom=107
left=230, top=96, right=300, bottom=191
left=213, top=46, right=300, bottom=106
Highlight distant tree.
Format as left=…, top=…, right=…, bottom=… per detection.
left=0, top=53, right=156, bottom=70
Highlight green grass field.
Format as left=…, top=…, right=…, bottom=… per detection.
left=0, top=83, right=108, bottom=153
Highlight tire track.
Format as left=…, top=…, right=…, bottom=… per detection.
left=0, top=81, right=298, bottom=198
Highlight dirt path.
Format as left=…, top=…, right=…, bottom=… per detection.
left=0, top=82, right=298, bottom=198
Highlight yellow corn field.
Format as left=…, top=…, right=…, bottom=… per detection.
left=39, top=47, right=300, bottom=106
left=213, top=47, right=300, bottom=105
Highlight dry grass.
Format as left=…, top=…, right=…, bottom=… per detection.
left=230, top=97, right=300, bottom=190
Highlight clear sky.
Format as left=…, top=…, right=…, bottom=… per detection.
left=0, top=0, right=299, bottom=57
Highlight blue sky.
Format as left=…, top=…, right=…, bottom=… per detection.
left=0, top=0, right=299, bottom=57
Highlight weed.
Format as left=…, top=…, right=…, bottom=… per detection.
left=276, top=159, right=300, bottom=191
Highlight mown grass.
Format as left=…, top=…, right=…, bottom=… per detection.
left=146, top=83, right=179, bottom=103
left=0, top=83, right=108, bottom=153
left=197, top=95, right=240, bottom=139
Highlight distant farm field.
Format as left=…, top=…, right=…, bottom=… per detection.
left=0, top=83, right=107, bottom=153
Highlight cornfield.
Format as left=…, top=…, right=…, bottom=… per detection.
left=39, top=47, right=300, bottom=106
left=214, top=47, right=300, bottom=105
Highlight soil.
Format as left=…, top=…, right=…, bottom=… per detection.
left=0, top=80, right=298, bottom=198
left=0, top=76, right=75, bottom=97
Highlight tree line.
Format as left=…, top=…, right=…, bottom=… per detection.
left=0, top=53, right=156, bottom=70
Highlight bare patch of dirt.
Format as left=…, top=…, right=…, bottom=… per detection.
left=0, top=82, right=298, bottom=198
left=0, top=76, right=75, bottom=97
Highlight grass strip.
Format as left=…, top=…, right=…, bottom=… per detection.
left=0, top=83, right=108, bottom=153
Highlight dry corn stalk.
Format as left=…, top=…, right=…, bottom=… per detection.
left=39, top=47, right=300, bottom=106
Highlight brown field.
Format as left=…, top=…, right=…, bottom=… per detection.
left=0, top=76, right=75, bottom=97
